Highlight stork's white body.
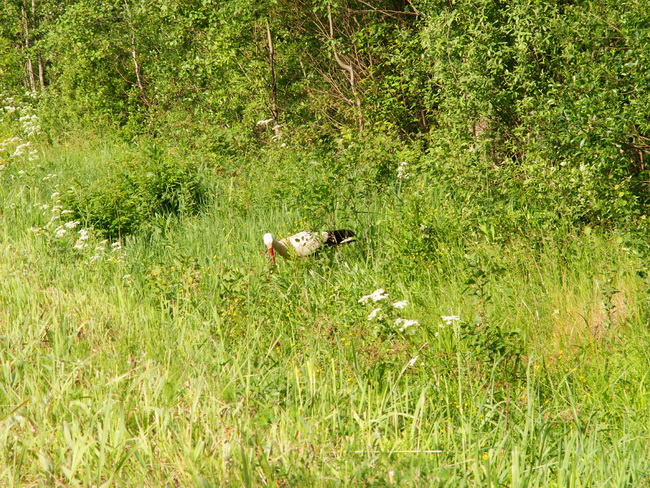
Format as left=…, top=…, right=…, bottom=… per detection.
left=263, top=230, right=355, bottom=264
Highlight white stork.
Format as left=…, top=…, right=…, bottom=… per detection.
left=263, top=230, right=356, bottom=264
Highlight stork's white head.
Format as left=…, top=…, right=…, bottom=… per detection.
left=263, top=233, right=276, bottom=265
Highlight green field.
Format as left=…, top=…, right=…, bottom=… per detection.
left=2, top=115, right=649, bottom=486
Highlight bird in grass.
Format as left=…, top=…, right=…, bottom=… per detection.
left=263, top=230, right=356, bottom=265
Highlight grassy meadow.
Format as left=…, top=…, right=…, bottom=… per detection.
left=2, top=124, right=650, bottom=486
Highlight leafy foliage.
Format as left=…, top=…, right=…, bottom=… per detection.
left=3, top=4, right=650, bottom=482
left=61, top=144, right=207, bottom=238
left=2, top=0, right=649, bottom=227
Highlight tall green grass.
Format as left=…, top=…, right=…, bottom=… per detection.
left=1, top=133, right=649, bottom=486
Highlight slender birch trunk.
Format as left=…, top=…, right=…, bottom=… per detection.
left=123, top=0, right=149, bottom=105
left=327, top=3, right=364, bottom=132
left=22, top=3, right=36, bottom=91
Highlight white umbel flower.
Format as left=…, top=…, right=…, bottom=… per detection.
left=359, top=288, right=388, bottom=303
left=441, top=315, right=460, bottom=325
left=367, top=308, right=382, bottom=320
left=395, top=318, right=420, bottom=331
left=397, top=161, right=411, bottom=179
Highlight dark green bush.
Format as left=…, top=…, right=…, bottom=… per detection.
left=62, top=146, right=207, bottom=239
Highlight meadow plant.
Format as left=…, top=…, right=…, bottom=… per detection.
left=0, top=94, right=41, bottom=168
left=359, top=288, right=421, bottom=337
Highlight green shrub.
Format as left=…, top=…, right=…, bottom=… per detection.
left=61, top=145, right=207, bottom=238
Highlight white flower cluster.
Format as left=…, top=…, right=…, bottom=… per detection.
left=397, top=161, right=411, bottom=180
left=73, top=229, right=90, bottom=249
left=1, top=95, right=41, bottom=133
left=0, top=137, right=21, bottom=149
left=2, top=101, right=17, bottom=114
left=26, top=190, right=125, bottom=262
left=430, top=314, right=461, bottom=337
left=359, top=288, right=420, bottom=333
left=87, top=240, right=124, bottom=263
left=441, top=315, right=460, bottom=325
left=358, top=288, right=389, bottom=303
left=0, top=95, right=41, bottom=168
left=19, top=114, right=41, bottom=137
left=394, top=318, right=420, bottom=332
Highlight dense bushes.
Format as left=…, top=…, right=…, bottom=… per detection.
left=61, top=145, right=208, bottom=238
left=2, top=0, right=650, bottom=226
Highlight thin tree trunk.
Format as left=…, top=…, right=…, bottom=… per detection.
left=123, top=0, right=149, bottom=105
left=266, top=20, right=281, bottom=139
left=22, top=4, right=36, bottom=91
left=32, top=0, right=45, bottom=89
left=327, top=3, right=364, bottom=132
left=38, top=53, right=46, bottom=89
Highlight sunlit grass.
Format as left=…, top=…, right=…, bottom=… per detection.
left=1, top=133, right=649, bottom=486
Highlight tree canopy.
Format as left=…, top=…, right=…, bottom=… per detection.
left=2, top=0, right=649, bottom=222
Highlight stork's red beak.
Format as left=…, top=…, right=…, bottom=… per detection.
left=268, top=247, right=276, bottom=265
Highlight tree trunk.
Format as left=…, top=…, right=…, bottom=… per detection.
left=33, top=0, right=45, bottom=89
left=38, top=53, right=46, bottom=89
left=123, top=0, right=149, bottom=105
left=22, top=4, right=36, bottom=91
left=327, top=4, right=364, bottom=132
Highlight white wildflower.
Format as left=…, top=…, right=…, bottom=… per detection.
left=395, top=318, right=420, bottom=332
left=55, top=228, right=67, bottom=238
left=12, top=142, right=30, bottom=157
left=73, top=229, right=89, bottom=248
left=61, top=209, right=73, bottom=215
left=50, top=192, right=60, bottom=200
left=397, top=161, right=411, bottom=180
left=441, top=315, right=460, bottom=325
left=392, top=300, right=409, bottom=309
left=27, top=227, right=41, bottom=233
left=111, top=241, right=122, bottom=251
left=359, top=288, right=388, bottom=303
left=367, top=308, right=382, bottom=321
left=64, top=220, right=80, bottom=229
